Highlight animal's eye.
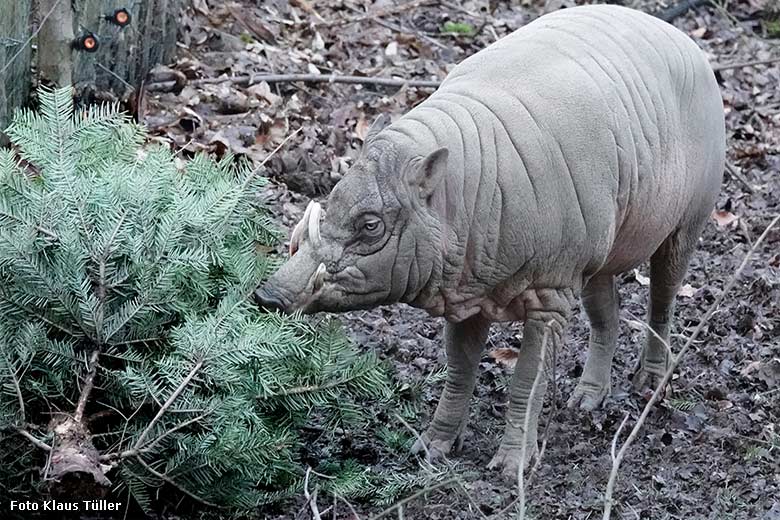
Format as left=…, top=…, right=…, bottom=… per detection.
left=357, top=216, right=384, bottom=242
left=364, top=220, right=380, bottom=232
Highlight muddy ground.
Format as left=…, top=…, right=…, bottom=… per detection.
left=143, top=0, right=779, bottom=518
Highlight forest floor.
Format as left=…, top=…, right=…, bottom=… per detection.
left=144, top=0, right=779, bottom=518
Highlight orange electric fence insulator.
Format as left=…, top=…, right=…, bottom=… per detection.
left=107, top=8, right=131, bottom=27
left=74, top=33, right=100, bottom=52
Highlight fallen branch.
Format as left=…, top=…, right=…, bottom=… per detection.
left=602, top=214, right=780, bottom=519
left=303, top=467, right=326, bottom=520
left=190, top=73, right=441, bottom=89
left=713, top=57, right=780, bottom=71
left=367, top=478, right=459, bottom=520
left=655, top=0, right=712, bottom=23
left=395, top=415, right=488, bottom=520
left=724, top=161, right=756, bottom=193
left=517, top=324, right=552, bottom=520
left=316, top=0, right=440, bottom=27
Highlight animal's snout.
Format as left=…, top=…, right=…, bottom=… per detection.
left=253, top=287, right=288, bottom=314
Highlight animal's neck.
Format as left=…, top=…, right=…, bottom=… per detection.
left=373, top=123, right=480, bottom=318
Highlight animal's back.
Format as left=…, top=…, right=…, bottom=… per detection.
left=401, top=4, right=724, bottom=281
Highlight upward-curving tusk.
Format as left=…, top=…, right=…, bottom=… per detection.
left=289, top=220, right=304, bottom=256
left=289, top=201, right=315, bottom=256
left=308, top=202, right=322, bottom=247
left=313, top=262, right=326, bottom=292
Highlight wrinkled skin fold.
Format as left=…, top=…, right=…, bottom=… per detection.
left=254, top=4, right=725, bottom=478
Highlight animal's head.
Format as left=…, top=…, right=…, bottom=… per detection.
left=254, top=115, right=449, bottom=314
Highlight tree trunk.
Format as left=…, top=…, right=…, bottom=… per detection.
left=0, top=0, right=33, bottom=144
left=69, top=0, right=181, bottom=102
left=37, top=0, right=75, bottom=88
left=47, top=416, right=111, bottom=499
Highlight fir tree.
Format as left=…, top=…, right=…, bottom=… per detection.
left=0, top=88, right=392, bottom=514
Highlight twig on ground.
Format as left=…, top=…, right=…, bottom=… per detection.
left=335, top=493, right=363, bottom=520
left=243, top=127, right=302, bottom=190
left=611, top=413, right=630, bottom=463
left=714, top=57, right=780, bottom=71
left=655, top=0, right=712, bottom=23
left=0, top=0, right=66, bottom=77
left=304, top=467, right=324, bottom=520
left=724, top=161, right=755, bottom=193
left=317, top=0, right=440, bottom=26
left=622, top=311, right=674, bottom=361
left=517, top=324, right=551, bottom=520
left=369, top=16, right=448, bottom=49
left=190, top=73, right=441, bottom=89
left=527, top=323, right=559, bottom=488
left=602, top=215, right=780, bottom=519
left=367, top=478, right=459, bottom=520
left=395, top=415, right=488, bottom=520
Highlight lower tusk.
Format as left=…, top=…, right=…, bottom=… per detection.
left=308, top=202, right=322, bottom=247
left=313, top=262, right=326, bottom=292
left=289, top=219, right=304, bottom=256
left=289, top=201, right=316, bottom=256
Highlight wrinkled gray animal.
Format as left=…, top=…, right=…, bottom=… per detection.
left=255, top=4, right=725, bottom=477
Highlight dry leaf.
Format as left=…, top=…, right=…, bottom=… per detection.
left=740, top=360, right=762, bottom=376
left=712, top=209, right=739, bottom=228
left=247, top=81, right=282, bottom=107
left=678, top=284, right=697, bottom=298
left=313, top=32, right=325, bottom=51
left=633, top=269, right=650, bottom=286
left=355, top=115, right=370, bottom=141
left=690, top=27, right=707, bottom=38
left=385, top=41, right=398, bottom=57
left=193, top=0, right=209, bottom=16
left=489, top=347, right=519, bottom=368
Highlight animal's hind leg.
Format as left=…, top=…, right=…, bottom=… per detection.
left=568, top=274, right=619, bottom=411
left=632, top=226, right=699, bottom=393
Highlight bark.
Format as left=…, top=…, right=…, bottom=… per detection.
left=37, top=0, right=75, bottom=87
left=70, top=0, right=181, bottom=102
left=47, top=416, right=111, bottom=499
left=0, top=0, right=33, bottom=144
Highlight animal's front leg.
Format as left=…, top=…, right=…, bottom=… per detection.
left=488, top=293, right=570, bottom=479
left=411, top=314, right=491, bottom=461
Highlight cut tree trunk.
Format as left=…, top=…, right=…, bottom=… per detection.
left=0, top=0, right=33, bottom=143
left=47, top=416, right=111, bottom=499
left=37, top=0, right=75, bottom=88
left=68, top=0, right=181, bottom=101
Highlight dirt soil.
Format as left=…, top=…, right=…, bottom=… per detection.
left=143, top=0, right=779, bottom=518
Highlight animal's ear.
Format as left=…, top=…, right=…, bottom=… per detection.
left=366, top=113, right=391, bottom=141
left=408, top=147, right=448, bottom=201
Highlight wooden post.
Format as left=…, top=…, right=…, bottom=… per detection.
left=2, top=0, right=179, bottom=132
left=0, top=0, right=33, bottom=142
left=68, top=0, right=181, bottom=101
left=38, top=0, right=76, bottom=88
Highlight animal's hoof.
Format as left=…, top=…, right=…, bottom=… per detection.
left=567, top=381, right=610, bottom=411
left=486, top=444, right=537, bottom=480
left=631, top=360, right=669, bottom=397
left=410, top=430, right=454, bottom=462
